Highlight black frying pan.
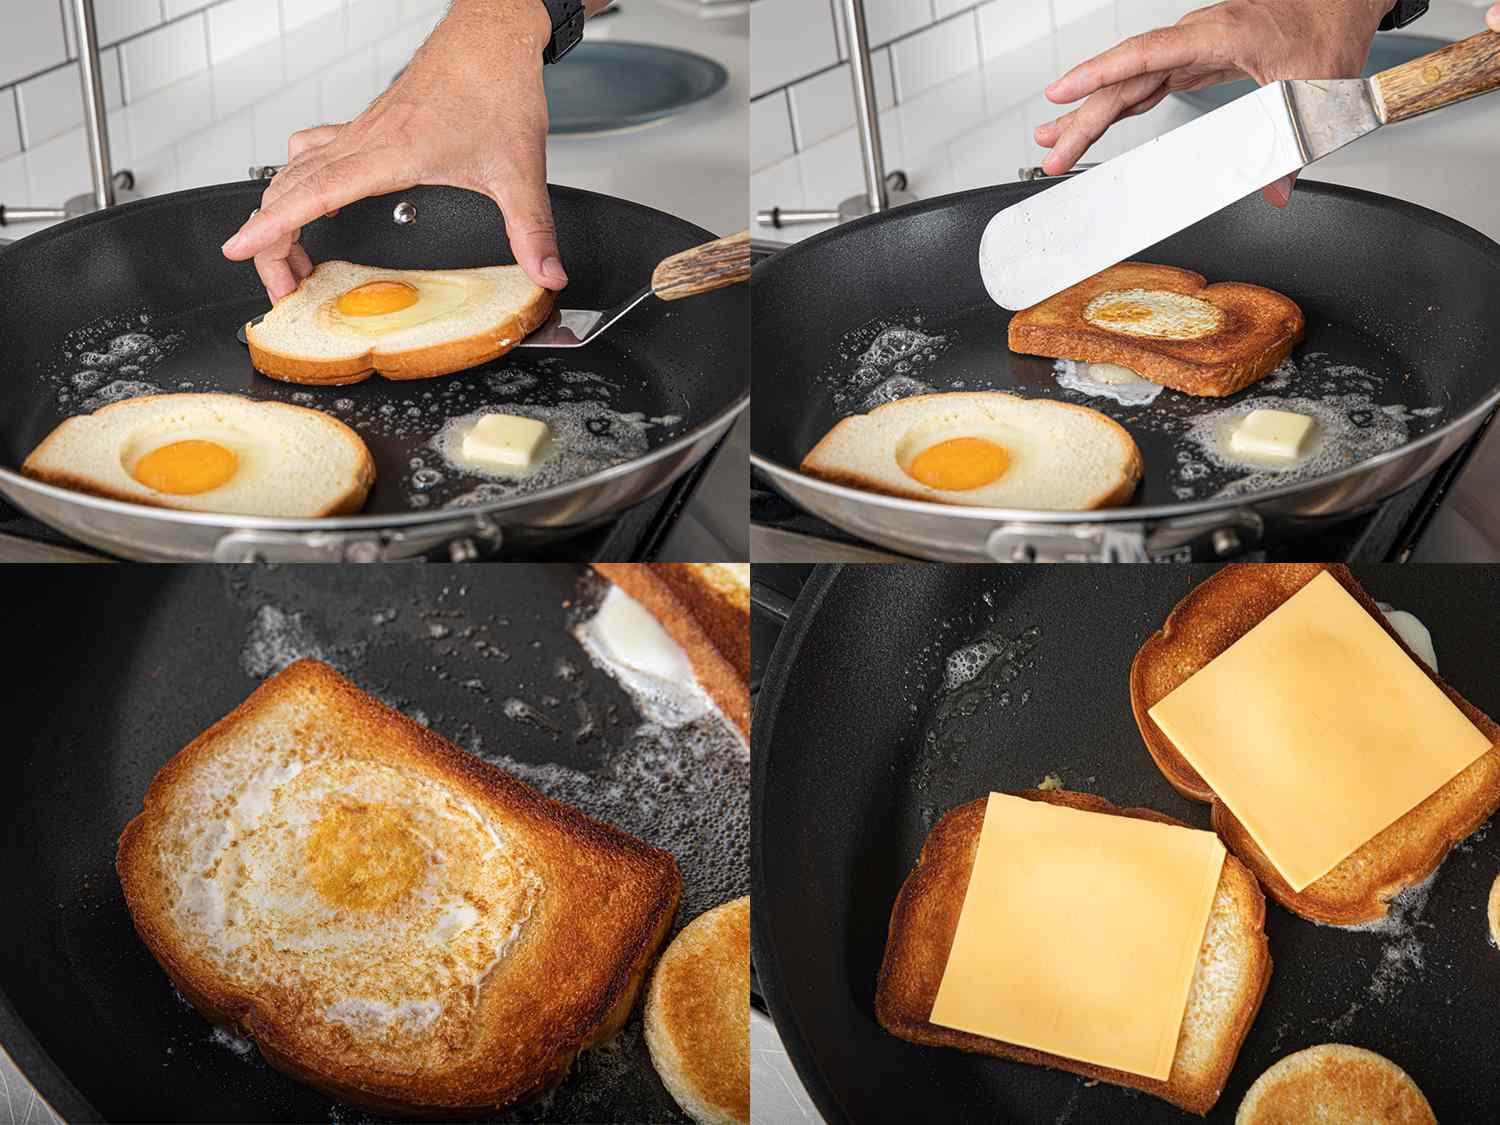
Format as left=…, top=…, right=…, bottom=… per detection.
left=0, top=565, right=748, bottom=1123
left=0, top=183, right=746, bottom=553
left=751, top=181, right=1500, bottom=541
left=751, top=564, right=1500, bottom=1123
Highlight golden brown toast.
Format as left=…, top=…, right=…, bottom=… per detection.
left=1007, top=262, right=1304, bottom=397
left=643, top=896, right=750, bottom=1125
left=1235, top=1044, right=1436, bottom=1125
left=875, top=789, right=1271, bottom=1116
left=593, top=564, right=750, bottom=738
left=116, top=659, right=682, bottom=1116
left=1131, top=563, right=1500, bottom=926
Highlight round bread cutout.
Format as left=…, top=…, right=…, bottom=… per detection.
left=644, top=896, right=749, bottom=1125
left=1237, top=1044, right=1435, bottom=1125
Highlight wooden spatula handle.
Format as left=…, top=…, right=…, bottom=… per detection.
left=1372, top=30, right=1500, bottom=124
left=651, top=231, right=750, bottom=301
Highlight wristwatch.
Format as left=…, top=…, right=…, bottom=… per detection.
left=539, top=0, right=586, bottom=64
left=1378, top=0, right=1428, bottom=30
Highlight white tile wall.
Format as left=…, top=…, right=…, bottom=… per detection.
left=751, top=0, right=1489, bottom=236
left=0, top=0, right=450, bottom=232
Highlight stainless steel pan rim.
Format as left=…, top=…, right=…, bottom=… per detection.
left=753, top=383, right=1498, bottom=560
left=1, top=393, right=746, bottom=561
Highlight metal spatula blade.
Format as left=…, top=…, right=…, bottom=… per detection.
left=514, top=287, right=651, bottom=349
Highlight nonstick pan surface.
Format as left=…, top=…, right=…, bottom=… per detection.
left=751, top=564, right=1500, bottom=1124
left=0, top=566, right=748, bottom=1123
left=0, top=182, right=746, bottom=521
left=751, top=180, right=1500, bottom=514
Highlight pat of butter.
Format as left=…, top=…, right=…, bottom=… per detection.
left=590, top=585, right=693, bottom=682
left=462, top=414, right=551, bottom=469
left=1230, top=409, right=1316, bottom=461
left=1082, top=361, right=1143, bottom=385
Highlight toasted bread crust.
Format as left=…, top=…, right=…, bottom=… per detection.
left=1007, top=263, right=1304, bottom=397
left=874, top=789, right=1271, bottom=1116
left=592, top=564, right=750, bottom=738
left=246, top=287, right=555, bottom=385
left=643, top=897, right=750, bottom=1125
left=116, top=660, right=682, bottom=1116
left=20, top=394, right=377, bottom=516
left=1130, top=563, right=1500, bottom=926
left=799, top=392, right=1144, bottom=510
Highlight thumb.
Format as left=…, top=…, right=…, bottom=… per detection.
left=1488, top=4, right=1500, bottom=33
left=490, top=179, right=567, bottom=291
left=1261, top=171, right=1298, bottom=208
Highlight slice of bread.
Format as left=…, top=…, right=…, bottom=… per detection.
left=1131, top=563, right=1500, bottom=926
left=246, top=261, right=554, bottom=385
left=1488, top=874, right=1500, bottom=949
left=116, top=660, right=681, bottom=1116
left=799, top=391, right=1142, bottom=510
left=1236, top=1044, right=1436, bottom=1125
left=22, top=392, right=374, bottom=517
left=643, top=897, right=750, bottom=1125
left=875, top=789, right=1271, bottom=1116
left=593, top=564, right=750, bottom=737
left=1008, top=262, right=1304, bottom=397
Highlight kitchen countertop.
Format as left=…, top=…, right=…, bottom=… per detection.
left=750, top=6, right=1500, bottom=560
left=0, top=0, right=748, bottom=564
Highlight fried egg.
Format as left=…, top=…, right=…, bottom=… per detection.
left=317, top=273, right=479, bottom=339
left=161, top=731, right=540, bottom=1071
left=800, top=391, right=1142, bottom=510
left=1053, top=358, right=1164, bottom=406
left=1082, top=288, right=1224, bottom=340
left=21, top=393, right=375, bottom=516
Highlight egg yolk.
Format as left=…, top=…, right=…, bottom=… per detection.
left=132, top=440, right=238, bottom=494
left=306, top=802, right=425, bottom=911
left=336, top=280, right=420, bottom=317
left=907, top=437, right=1010, bottom=491
left=1092, top=300, right=1154, bottom=323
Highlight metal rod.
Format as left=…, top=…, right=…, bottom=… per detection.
left=840, top=0, right=888, bottom=213
left=0, top=206, right=68, bottom=224
left=71, top=0, right=116, bottom=210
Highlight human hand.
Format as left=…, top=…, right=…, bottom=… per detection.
left=1034, top=0, right=1392, bottom=207
left=221, top=0, right=566, bottom=302
left=1488, top=3, right=1500, bottom=33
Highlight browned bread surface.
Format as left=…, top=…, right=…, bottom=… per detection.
left=116, top=659, right=681, bottom=1116
left=1007, top=262, right=1305, bottom=397
left=643, top=897, right=750, bottom=1125
left=1236, top=1043, right=1436, bottom=1125
left=874, top=788, right=1271, bottom=1116
left=593, top=564, right=750, bottom=737
left=1131, top=563, right=1500, bottom=926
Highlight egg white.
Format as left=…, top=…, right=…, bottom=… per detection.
left=1082, top=288, right=1223, bottom=340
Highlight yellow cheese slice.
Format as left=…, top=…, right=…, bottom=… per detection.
left=928, top=793, right=1226, bottom=1081
left=1148, top=571, right=1492, bottom=892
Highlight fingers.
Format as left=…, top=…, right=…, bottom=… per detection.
left=254, top=250, right=300, bottom=303
left=1488, top=3, right=1500, bottom=32
left=1046, top=24, right=1215, bottom=103
left=1261, top=172, right=1298, bottom=208
left=288, top=124, right=342, bottom=161
left=1035, top=71, right=1167, bottom=174
left=287, top=242, right=315, bottom=282
left=223, top=148, right=410, bottom=261
left=488, top=176, right=568, bottom=290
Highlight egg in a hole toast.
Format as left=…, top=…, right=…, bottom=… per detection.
left=1008, top=262, right=1305, bottom=397
left=116, top=659, right=681, bottom=1116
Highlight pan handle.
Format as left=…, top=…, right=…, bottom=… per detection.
left=651, top=230, right=751, bottom=301
left=984, top=510, right=1263, bottom=563
left=211, top=516, right=503, bottom=563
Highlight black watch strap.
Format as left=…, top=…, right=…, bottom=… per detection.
left=1378, top=0, right=1428, bottom=31
left=540, top=0, right=586, bottom=64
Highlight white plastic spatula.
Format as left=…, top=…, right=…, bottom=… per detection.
left=980, top=30, right=1500, bottom=310
left=517, top=229, right=749, bottom=348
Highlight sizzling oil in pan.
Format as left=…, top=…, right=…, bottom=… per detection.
left=811, top=301, right=1451, bottom=509
left=31, top=296, right=694, bottom=516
